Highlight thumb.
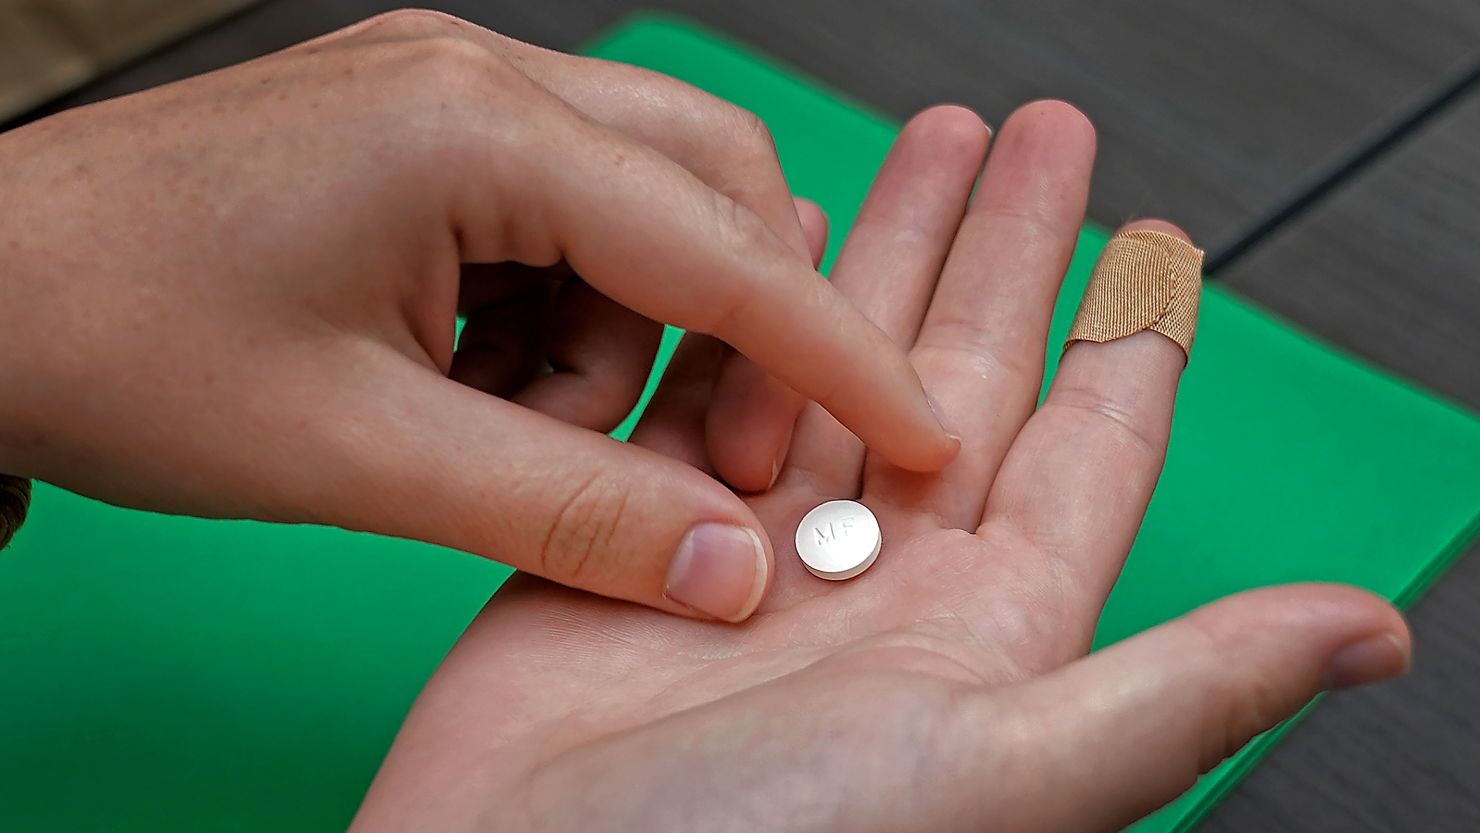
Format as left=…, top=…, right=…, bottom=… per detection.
left=995, top=584, right=1410, bottom=832
left=300, top=357, right=772, bottom=622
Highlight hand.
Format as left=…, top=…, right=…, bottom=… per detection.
left=0, top=10, right=957, bottom=620
left=349, top=103, right=1411, bottom=833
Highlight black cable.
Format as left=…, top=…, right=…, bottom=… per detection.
left=1205, top=49, right=1480, bottom=276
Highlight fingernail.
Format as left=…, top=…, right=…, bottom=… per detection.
left=665, top=523, right=768, bottom=622
left=925, top=390, right=962, bottom=445
left=766, top=434, right=792, bottom=491
left=1322, top=633, right=1410, bottom=691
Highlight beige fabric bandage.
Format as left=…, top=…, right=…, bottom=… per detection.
left=1065, top=229, right=1204, bottom=359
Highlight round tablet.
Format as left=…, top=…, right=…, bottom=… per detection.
left=795, top=500, right=882, bottom=581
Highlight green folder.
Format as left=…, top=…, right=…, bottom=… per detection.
left=3, top=14, right=1480, bottom=833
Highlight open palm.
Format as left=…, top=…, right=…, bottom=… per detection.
left=351, top=103, right=1407, bottom=833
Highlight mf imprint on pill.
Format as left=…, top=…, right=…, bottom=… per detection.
left=795, top=500, right=881, bottom=581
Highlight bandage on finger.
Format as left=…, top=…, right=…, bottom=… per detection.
left=1065, top=229, right=1204, bottom=359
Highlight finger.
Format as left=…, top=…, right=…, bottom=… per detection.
left=794, top=197, right=829, bottom=259
left=628, top=197, right=826, bottom=474
left=449, top=266, right=556, bottom=397
left=303, top=353, right=773, bottom=623
left=448, top=74, right=958, bottom=472
left=703, top=197, right=831, bottom=490
left=979, top=220, right=1196, bottom=646
left=863, top=101, right=1095, bottom=532
left=984, top=584, right=1409, bottom=832
left=624, top=332, right=720, bottom=471
left=774, top=106, right=990, bottom=497
left=334, top=10, right=823, bottom=489
left=378, top=11, right=982, bottom=484
left=478, top=16, right=823, bottom=490
left=513, top=280, right=663, bottom=432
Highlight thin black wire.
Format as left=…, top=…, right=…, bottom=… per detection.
left=1205, top=49, right=1480, bottom=276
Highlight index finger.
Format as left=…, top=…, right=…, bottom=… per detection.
left=321, top=9, right=817, bottom=489
left=451, top=71, right=959, bottom=473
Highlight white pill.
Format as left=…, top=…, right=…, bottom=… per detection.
left=795, top=500, right=882, bottom=581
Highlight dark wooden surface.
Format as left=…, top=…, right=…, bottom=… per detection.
left=30, top=0, right=1480, bottom=252
left=15, top=1, right=1480, bottom=830
left=1209, top=536, right=1480, bottom=832
left=1206, top=93, right=1480, bottom=833
left=1223, top=93, right=1480, bottom=412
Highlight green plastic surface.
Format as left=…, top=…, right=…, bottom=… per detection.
left=4, top=13, right=1480, bottom=832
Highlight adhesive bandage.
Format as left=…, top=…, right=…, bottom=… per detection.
left=1065, top=229, right=1204, bottom=358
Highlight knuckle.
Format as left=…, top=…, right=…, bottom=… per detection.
left=1046, top=386, right=1161, bottom=460
left=969, top=202, right=1062, bottom=240
left=732, top=106, right=777, bottom=156
left=371, top=33, right=521, bottom=156
left=1182, top=621, right=1281, bottom=773
left=717, top=190, right=777, bottom=252
left=361, top=8, right=474, bottom=38
left=1208, top=676, right=1280, bottom=772
left=349, top=10, right=510, bottom=96
left=685, top=101, right=781, bottom=181
left=701, top=106, right=793, bottom=237
left=400, top=34, right=506, bottom=88
left=911, top=334, right=1042, bottom=396
left=693, top=197, right=774, bottom=334
left=537, top=473, right=633, bottom=586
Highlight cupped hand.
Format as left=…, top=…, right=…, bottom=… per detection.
left=350, top=103, right=1411, bottom=833
left=0, top=10, right=957, bottom=620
